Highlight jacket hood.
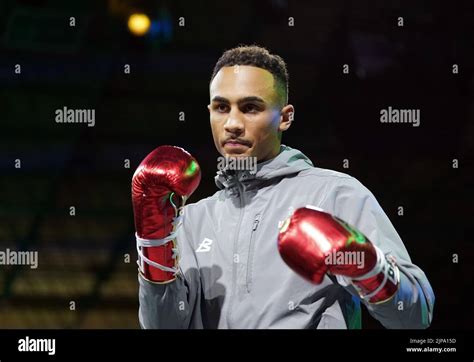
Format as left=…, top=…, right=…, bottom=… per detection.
left=215, top=144, right=314, bottom=192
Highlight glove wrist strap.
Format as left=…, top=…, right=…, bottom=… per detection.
left=351, top=246, right=400, bottom=304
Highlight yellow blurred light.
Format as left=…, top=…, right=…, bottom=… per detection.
left=128, top=13, right=151, bottom=36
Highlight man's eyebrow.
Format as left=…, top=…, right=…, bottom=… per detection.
left=211, top=96, right=229, bottom=103
left=237, top=96, right=266, bottom=104
left=211, top=96, right=267, bottom=104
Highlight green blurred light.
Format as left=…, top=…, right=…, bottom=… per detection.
left=185, top=160, right=198, bottom=176
left=337, top=219, right=366, bottom=246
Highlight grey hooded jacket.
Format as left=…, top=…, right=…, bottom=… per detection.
left=138, top=145, right=435, bottom=329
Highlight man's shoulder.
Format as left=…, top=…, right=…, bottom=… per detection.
left=297, top=166, right=353, bottom=181
left=295, top=166, right=363, bottom=188
left=295, top=166, right=371, bottom=197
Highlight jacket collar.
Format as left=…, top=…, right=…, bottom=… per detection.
left=214, top=144, right=314, bottom=193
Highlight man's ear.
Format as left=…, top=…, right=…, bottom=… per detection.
left=207, top=104, right=211, bottom=113
left=279, top=104, right=294, bottom=132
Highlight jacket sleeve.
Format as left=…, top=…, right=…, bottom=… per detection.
left=138, top=208, right=203, bottom=329
left=327, top=176, right=435, bottom=329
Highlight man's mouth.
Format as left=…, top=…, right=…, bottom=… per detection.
left=222, top=139, right=251, bottom=150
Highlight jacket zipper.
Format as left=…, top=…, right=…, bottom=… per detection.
left=226, top=182, right=245, bottom=327
left=246, top=214, right=261, bottom=293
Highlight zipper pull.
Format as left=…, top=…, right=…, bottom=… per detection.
left=252, top=218, right=260, bottom=231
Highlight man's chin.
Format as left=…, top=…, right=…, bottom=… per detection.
left=224, top=152, right=250, bottom=158
left=220, top=147, right=253, bottom=159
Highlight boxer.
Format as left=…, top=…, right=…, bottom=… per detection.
left=133, top=45, right=434, bottom=329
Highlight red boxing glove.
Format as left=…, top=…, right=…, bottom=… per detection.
left=132, top=145, right=201, bottom=283
left=278, top=206, right=399, bottom=304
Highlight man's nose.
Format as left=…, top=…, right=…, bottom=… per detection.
left=223, top=111, right=244, bottom=134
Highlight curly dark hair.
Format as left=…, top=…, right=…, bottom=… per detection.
left=210, top=45, right=289, bottom=106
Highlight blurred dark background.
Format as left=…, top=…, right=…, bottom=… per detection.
left=0, top=0, right=472, bottom=329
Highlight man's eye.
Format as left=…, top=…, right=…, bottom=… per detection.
left=244, top=104, right=259, bottom=113
left=215, top=104, right=229, bottom=113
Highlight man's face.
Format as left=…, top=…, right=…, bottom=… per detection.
left=208, top=65, right=292, bottom=162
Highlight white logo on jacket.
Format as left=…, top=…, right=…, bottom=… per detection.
left=196, top=238, right=213, bottom=253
